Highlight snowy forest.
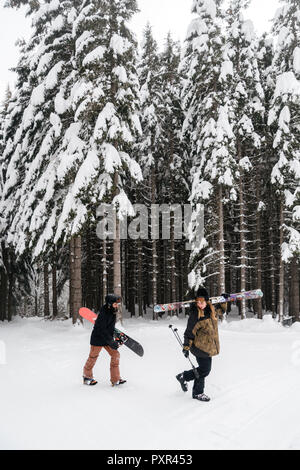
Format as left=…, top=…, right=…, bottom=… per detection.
left=0, top=0, right=299, bottom=324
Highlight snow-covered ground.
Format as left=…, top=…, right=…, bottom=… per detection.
left=1, top=311, right=300, bottom=450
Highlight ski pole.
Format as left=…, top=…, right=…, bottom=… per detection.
left=169, top=325, right=199, bottom=379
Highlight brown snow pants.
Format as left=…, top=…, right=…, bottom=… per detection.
left=83, top=346, right=120, bottom=383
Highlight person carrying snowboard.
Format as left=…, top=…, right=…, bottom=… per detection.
left=176, top=287, right=228, bottom=402
left=83, top=293, right=126, bottom=387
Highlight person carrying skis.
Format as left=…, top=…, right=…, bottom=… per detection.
left=176, top=287, right=228, bottom=402
left=83, top=293, right=126, bottom=387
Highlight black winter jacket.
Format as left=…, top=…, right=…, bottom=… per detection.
left=90, top=304, right=117, bottom=347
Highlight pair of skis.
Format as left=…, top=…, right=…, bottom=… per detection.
left=153, top=289, right=263, bottom=314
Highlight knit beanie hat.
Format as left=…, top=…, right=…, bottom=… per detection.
left=195, top=287, right=209, bottom=301
left=105, top=293, right=122, bottom=306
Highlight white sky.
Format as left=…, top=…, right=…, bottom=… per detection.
left=0, top=0, right=280, bottom=102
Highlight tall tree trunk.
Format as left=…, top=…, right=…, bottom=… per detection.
left=0, top=244, right=8, bottom=321
left=238, top=147, right=246, bottom=320
left=128, top=241, right=136, bottom=317
left=35, top=290, right=38, bottom=317
left=168, top=128, right=177, bottom=311
left=137, top=238, right=143, bottom=316
left=218, top=186, right=225, bottom=294
left=113, top=172, right=122, bottom=298
left=102, top=239, right=108, bottom=301
left=255, top=169, right=263, bottom=319
left=278, top=200, right=285, bottom=322
left=170, top=209, right=176, bottom=307
left=72, top=235, right=82, bottom=324
left=0, top=270, right=7, bottom=321
left=289, top=256, right=299, bottom=321
left=113, top=215, right=121, bottom=296
left=7, top=251, right=14, bottom=321
left=69, top=236, right=82, bottom=323
left=44, top=263, right=50, bottom=317
left=113, top=195, right=122, bottom=324
left=269, top=212, right=277, bottom=318
left=69, top=237, right=75, bottom=319
left=85, top=227, right=92, bottom=308
left=151, top=169, right=158, bottom=320
left=52, top=255, right=58, bottom=318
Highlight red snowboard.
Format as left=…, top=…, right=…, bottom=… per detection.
left=79, top=307, right=97, bottom=324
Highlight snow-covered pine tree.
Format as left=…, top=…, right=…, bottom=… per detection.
left=4, top=0, right=40, bottom=13
left=135, top=23, right=162, bottom=318
left=1, top=0, right=82, bottom=322
left=0, top=32, right=40, bottom=321
left=1, top=37, right=33, bottom=256
left=0, top=87, right=11, bottom=321
left=224, top=0, right=264, bottom=318
left=8, top=1, right=78, bottom=258
left=0, top=100, right=6, bottom=320
left=0, top=86, right=11, bottom=149
left=138, top=23, right=162, bottom=178
left=159, top=33, right=187, bottom=309
left=268, top=0, right=300, bottom=321
left=181, top=0, right=237, bottom=296
left=53, top=0, right=143, bottom=312
left=240, top=33, right=273, bottom=319
left=256, top=35, right=277, bottom=316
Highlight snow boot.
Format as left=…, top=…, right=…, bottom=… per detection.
left=111, top=379, right=127, bottom=387
left=176, top=373, right=188, bottom=392
left=83, top=377, right=98, bottom=386
left=193, top=393, right=210, bottom=402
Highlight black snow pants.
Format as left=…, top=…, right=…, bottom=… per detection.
left=183, top=356, right=212, bottom=396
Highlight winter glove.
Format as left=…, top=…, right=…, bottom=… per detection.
left=110, top=340, right=120, bottom=350
left=221, top=292, right=230, bottom=300
left=115, top=332, right=126, bottom=346
left=182, top=348, right=189, bottom=358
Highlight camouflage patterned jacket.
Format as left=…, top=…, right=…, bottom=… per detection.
left=183, top=302, right=225, bottom=358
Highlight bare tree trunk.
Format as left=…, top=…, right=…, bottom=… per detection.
left=44, top=263, right=50, bottom=317
left=69, top=236, right=82, bottom=323
left=102, top=239, right=108, bottom=301
left=128, top=241, right=136, bottom=317
left=137, top=238, right=143, bottom=316
left=69, top=237, right=75, bottom=319
left=170, top=210, right=176, bottom=305
left=151, top=169, right=158, bottom=320
left=269, top=219, right=277, bottom=318
left=163, top=239, right=169, bottom=303
left=0, top=271, right=7, bottom=321
left=72, top=235, right=82, bottom=324
left=255, top=170, right=263, bottom=319
left=239, top=148, right=246, bottom=320
left=52, top=249, right=58, bottom=318
left=289, top=256, right=299, bottom=321
left=113, top=183, right=122, bottom=324
left=152, top=236, right=158, bottom=319
left=113, top=215, right=121, bottom=297
left=35, top=288, right=38, bottom=317
left=218, top=186, right=225, bottom=294
left=278, top=200, right=285, bottom=322
left=113, top=171, right=122, bottom=299
left=7, top=265, right=12, bottom=321
left=0, top=244, right=8, bottom=321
